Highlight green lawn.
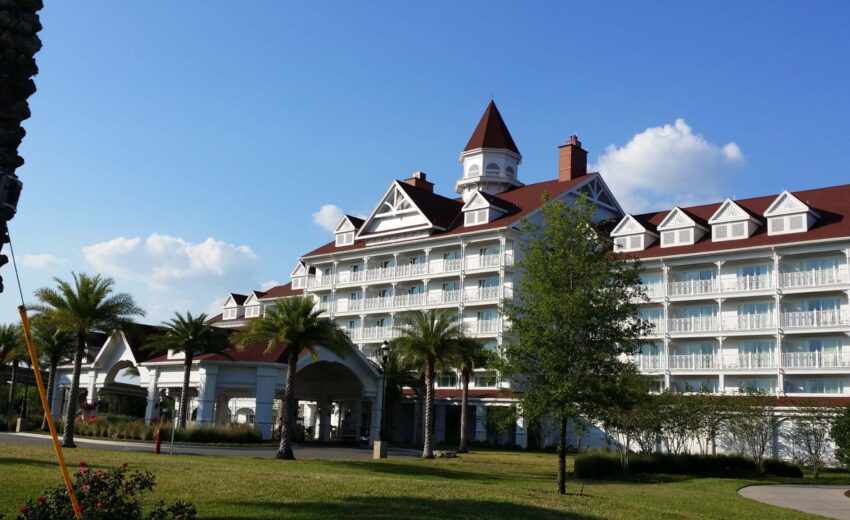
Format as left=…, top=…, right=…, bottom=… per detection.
left=0, top=442, right=846, bottom=519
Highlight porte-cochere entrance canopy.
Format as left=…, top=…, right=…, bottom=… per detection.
left=54, top=326, right=383, bottom=442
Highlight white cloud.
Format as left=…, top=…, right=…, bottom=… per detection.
left=260, top=280, right=280, bottom=291
left=82, top=233, right=258, bottom=291
left=19, top=253, right=63, bottom=270
left=592, top=119, right=745, bottom=213
left=312, top=204, right=346, bottom=233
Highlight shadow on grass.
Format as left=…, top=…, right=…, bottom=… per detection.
left=209, top=496, right=600, bottom=520
left=0, top=456, right=64, bottom=469
left=324, top=460, right=505, bottom=482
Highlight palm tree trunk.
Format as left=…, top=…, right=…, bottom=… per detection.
left=277, top=347, right=299, bottom=460
left=458, top=368, right=470, bottom=453
left=41, top=359, right=57, bottom=431
left=7, top=360, right=18, bottom=417
left=62, top=335, right=86, bottom=448
left=422, top=359, right=435, bottom=459
left=178, top=353, right=192, bottom=429
left=558, top=416, right=567, bottom=495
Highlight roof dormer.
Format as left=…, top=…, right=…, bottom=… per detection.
left=461, top=190, right=512, bottom=227
left=657, top=207, right=708, bottom=248
left=334, top=215, right=363, bottom=247
left=764, top=190, right=819, bottom=236
left=222, top=293, right=246, bottom=320
left=290, top=261, right=307, bottom=290
left=243, top=292, right=262, bottom=319
left=707, top=199, right=760, bottom=242
left=611, top=214, right=658, bottom=252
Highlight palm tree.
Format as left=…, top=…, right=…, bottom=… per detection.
left=145, top=312, right=232, bottom=429
left=31, top=319, right=75, bottom=431
left=232, top=296, right=353, bottom=460
left=394, top=309, right=464, bottom=459
left=452, top=338, right=492, bottom=453
left=1, top=324, right=24, bottom=419
left=32, top=273, right=144, bottom=447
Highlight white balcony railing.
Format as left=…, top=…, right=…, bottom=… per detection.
left=463, top=286, right=500, bottom=303
left=723, top=274, right=774, bottom=293
left=783, top=351, right=850, bottom=368
left=642, top=318, right=665, bottom=335
left=643, top=283, right=665, bottom=299
left=781, top=268, right=846, bottom=289
left=668, top=316, right=719, bottom=334
left=668, top=354, right=718, bottom=370
left=465, top=254, right=501, bottom=270
left=726, top=313, right=775, bottom=331
left=476, top=319, right=501, bottom=334
left=723, top=352, right=776, bottom=369
left=668, top=279, right=718, bottom=297
left=781, top=310, right=850, bottom=329
left=631, top=355, right=663, bottom=370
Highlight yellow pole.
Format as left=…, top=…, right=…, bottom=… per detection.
left=18, top=305, right=82, bottom=519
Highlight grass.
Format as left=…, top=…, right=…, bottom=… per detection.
left=0, top=442, right=847, bottom=519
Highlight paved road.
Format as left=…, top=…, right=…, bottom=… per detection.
left=0, top=432, right=417, bottom=459
left=739, top=484, right=850, bottom=520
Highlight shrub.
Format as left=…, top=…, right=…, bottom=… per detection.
left=67, top=417, right=263, bottom=444
left=16, top=461, right=196, bottom=520
left=574, top=452, right=800, bottom=479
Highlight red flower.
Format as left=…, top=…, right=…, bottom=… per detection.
left=20, top=505, right=29, bottom=513
left=82, top=485, right=90, bottom=493
left=96, top=502, right=104, bottom=508
left=37, top=497, right=46, bottom=503
left=122, top=462, right=129, bottom=468
left=78, top=460, right=87, bottom=467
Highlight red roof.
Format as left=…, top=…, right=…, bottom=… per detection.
left=625, top=183, right=850, bottom=259
left=302, top=174, right=596, bottom=258
left=145, top=337, right=289, bottom=364
left=464, top=100, right=520, bottom=155
left=260, top=282, right=302, bottom=299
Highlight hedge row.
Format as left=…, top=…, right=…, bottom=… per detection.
left=574, top=452, right=802, bottom=479
left=71, top=416, right=262, bottom=444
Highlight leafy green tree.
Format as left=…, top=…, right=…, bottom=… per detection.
left=145, top=312, right=232, bottom=429
left=450, top=338, right=492, bottom=453
left=783, top=404, right=837, bottom=478
left=502, top=195, right=648, bottom=494
left=1, top=323, right=24, bottom=418
left=32, top=273, right=144, bottom=447
left=726, top=391, right=776, bottom=472
left=232, top=296, right=353, bottom=460
left=831, top=405, right=850, bottom=469
left=394, top=309, right=465, bottom=459
left=594, top=365, right=651, bottom=473
left=31, top=318, right=75, bottom=431
left=657, top=392, right=703, bottom=455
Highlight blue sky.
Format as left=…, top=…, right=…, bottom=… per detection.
left=6, top=1, right=850, bottom=323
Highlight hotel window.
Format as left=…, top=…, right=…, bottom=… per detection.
left=474, top=372, right=497, bottom=388
left=437, top=372, right=458, bottom=387
left=467, top=164, right=480, bottom=178
left=335, top=232, right=354, bottom=246
left=805, top=338, right=841, bottom=353
left=483, top=341, right=498, bottom=352
left=477, top=309, right=498, bottom=322
left=661, top=231, right=676, bottom=246
left=245, top=305, right=260, bottom=318
left=505, top=166, right=515, bottom=177
left=737, top=264, right=770, bottom=277
left=485, top=162, right=500, bottom=176
left=223, top=308, right=237, bottom=320
left=614, top=237, right=627, bottom=251
left=465, top=209, right=488, bottom=226
left=738, top=341, right=774, bottom=354
left=292, top=277, right=303, bottom=289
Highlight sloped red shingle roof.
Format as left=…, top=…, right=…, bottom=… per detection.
left=464, top=100, right=520, bottom=155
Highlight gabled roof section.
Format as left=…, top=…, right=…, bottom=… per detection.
left=335, top=215, right=364, bottom=234
left=657, top=207, right=708, bottom=231
left=355, top=181, right=436, bottom=239
left=395, top=181, right=464, bottom=229
left=764, top=190, right=818, bottom=217
left=461, top=190, right=515, bottom=214
left=611, top=214, right=653, bottom=237
left=464, top=100, right=520, bottom=155
left=708, top=198, right=759, bottom=224
left=223, top=293, right=247, bottom=307
left=244, top=291, right=263, bottom=306
left=290, top=261, right=307, bottom=277
left=259, top=282, right=302, bottom=300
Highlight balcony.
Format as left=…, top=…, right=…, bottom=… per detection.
left=781, top=268, right=846, bottom=289
left=475, top=319, right=501, bottom=334
left=724, top=313, right=775, bottom=332
left=643, top=318, right=665, bottom=335
left=668, top=316, right=719, bottom=334
left=783, top=351, right=850, bottom=369
left=722, top=352, right=776, bottom=369
left=668, top=279, right=718, bottom=297
left=722, top=274, right=774, bottom=293
left=668, top=354, right=718, bottom=370
left=643, top=283, right=665, bottom=299
left=465, top=254, right=501, bottom=270
left=631, top=354, right=663, bottom=371
left=463, top=286, right=501, bottom=303
left=781, top=310, right=850, bottom=329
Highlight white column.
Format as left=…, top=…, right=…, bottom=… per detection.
left=435, top=404, right=446, bottom=443
left=318, top=398, right=332, bottom=443
left=515, top=414, right=528, bottom=449
left=195, top=366, right=218, bottom=425
left=86, top=370, right=98, bottom=406
left=144, top=369, right=159, bottom=423
left=50, top=382, right=63, bottom=417
left=369, top=384, right=384, bottom=446
left=304, top=403, right=318, bottom=439
left=254, top=366, right=277, bottom=440
left=474, top=405, right=487, bottom=442
left=352, top=399, right=364, bottom=440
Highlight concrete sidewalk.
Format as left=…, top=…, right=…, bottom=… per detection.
left=739, top=484, right=850, bottom=520
left=0, top=432, right=418, bottom=459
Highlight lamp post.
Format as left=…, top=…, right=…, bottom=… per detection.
left=378, top=340, right=390, bottom=442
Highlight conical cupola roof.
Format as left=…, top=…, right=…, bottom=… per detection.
left=463, top=100, right=520, bottom=155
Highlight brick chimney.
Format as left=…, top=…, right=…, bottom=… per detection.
left=558, top=135, right=587, bottom=181
left=404, top=171, right=434, bottom=192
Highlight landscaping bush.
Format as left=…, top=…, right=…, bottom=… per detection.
left=174, top=423, right=261, bottom=444
left=67, top=416, right=262, bottom=444
left=16, top=461, right=196, bottom=520
left=574, top=452, right=801, bottom=479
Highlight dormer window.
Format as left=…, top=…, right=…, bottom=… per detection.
left=708, top=199, right=760, bottom=242
left=656, top=207, right=707, bottom=248
left=223, top=308, right=238, bottom=320
left=611, top=214, right=657, bottom=253
left=485, top=163, right=500, bottom=177
left=763, top=190, right=819, bottom=236
left=335, top=232, right=354, bottom=246
left=465, top=209, right=488, bottom=226
left=461, top=190, right=510, bottom=228
left=245, top=305, right=260, bottom=318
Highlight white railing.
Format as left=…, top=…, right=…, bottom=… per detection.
left=316, top=302, right=334, bottom=313
left=463, top=286, right=500, bottom=302
left=668, top=279, right=718, bottom=297
left=361, top=325, right=399, bottom=341
left=781, top=268, right=846, bottom=289
left=783, top=351, right=850, bottom=368
left=668, top=316, right=718, bottom=333
left=476, top=320, right=501, bottom=334
left=363, top=296, right=393, bottom=310
left=642, top=318, right=665, bottom=335
left=727, top=313, right=775, bottom=331
left=781, top=310, right=850, bottom=328
left=723, top=274, right=774, bottom=293
left=631, top=355, right=663, bottom=370
left=668, top=354, right=718, bottom=370
left=465, top=254, right=501, bottom=270
left=643, top=283, right=665, bottom=299
left=723, top=352, right=776, bottom=369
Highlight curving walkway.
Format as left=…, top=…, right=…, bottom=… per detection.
left=739, top=484, right=850, bottom=520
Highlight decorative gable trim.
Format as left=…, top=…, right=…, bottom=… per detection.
left=611, top=215, right=647, bottom=236
left=222, top=294, right=244, bottom=308
left=764, top=190, right=816, bottom=217
left=461, top=191, right=510, bottom=214
left=764, top=191, right=819, bottom=236
left=574, top=176, right=622, bottom=213
left=290, top=262, right=306, bottom=277
left=708, top=199, right=757, bottom=224
left=335, top=217, right=356, bottom=233
left=355, top=181, right=437, bottom=240
left=658, top=207, right=701, bottom=230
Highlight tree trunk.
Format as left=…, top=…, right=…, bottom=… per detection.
left=62, top=335, right=86, bottom=448
left=178, top=353, right=192, bottom=429
left=458, top=368, right=470, bottom=453
left=422, top=359, right=435, bottom=459
left=7, top=360, right=18, bottom=417
left=558, top=416, right=567, bottom=495
left=41, top=359, right=58, bottom=431
left=277, top=347, right=299, bottom=460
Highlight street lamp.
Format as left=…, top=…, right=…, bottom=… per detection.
left=379, top=340, right=391, bottom=442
